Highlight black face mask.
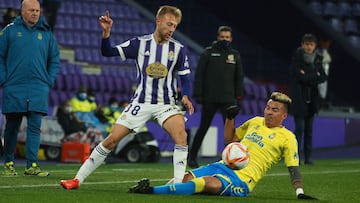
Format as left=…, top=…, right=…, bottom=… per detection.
left=217, top=40, right=231, bottom=49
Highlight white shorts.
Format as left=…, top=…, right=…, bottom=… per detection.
left=115, top=102, right=185, bottom=132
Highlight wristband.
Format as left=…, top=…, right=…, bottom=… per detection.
left=296, top=188, right=304, bottom=196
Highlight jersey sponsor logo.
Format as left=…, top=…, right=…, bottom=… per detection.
left=145, top=62, right=168, bottom=78
left=210, top=53, right=221, bottom=56
left=245, top=132, right=264, bottom=147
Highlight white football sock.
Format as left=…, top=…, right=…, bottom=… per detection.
left=75, top=142, right=111, bottom=184
left=173, top=145, right=188, bottom=183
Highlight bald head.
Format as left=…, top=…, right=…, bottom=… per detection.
left=21, top=0, right=40, bottom=27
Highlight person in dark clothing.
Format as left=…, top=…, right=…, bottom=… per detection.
left=2, top=7, right=19, bottom=29
left=56, top=100, right=104, bottom=149
left=41, top=0, right=61, bottom=31
left=56, top=100, right=88, bottom=135
left=0, top=0, right=60, bottom=176
left=189, top=26, right=244, bottom=168
left=288, top=33, right=327, bottom=165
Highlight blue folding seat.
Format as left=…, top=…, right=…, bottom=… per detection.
left=328, top=17, right=343, bottom=33
left=59, top=91, right=70, bottom=104
left=322, top=1, right=339, bottom=18
left=54, top=74, right=65, bottom=91
left=71, top=74, right=81, bottom=92
left=353, top=2, right=360, bottom=19
left=97, top=75, right=107, bottom=92
left=267, top=83, right=277, bottom=95
left=348, top=35, right=360, bottom=49
left=308, top=0, right=323, bottom=16
left=49, top=91, right=58, bottom=107
left=75, top=48, right=85, bottom=61
left=240, top=99, right=251, bottom=115
left=63, top=74, right=75, bottom=91
left=244, top=83, right=255, bottom=99
left=79, top=74, right=89, bottom=89
left=258, top=84, right=269, bottom=100
left=88, top=74, right=99, bottom=92
left=250, top=100, right=260, bottom=115
left=338, top=1, right=352, bottom=19
left=344, top=18, right=360, bottom=35
left=105, top=75, right=116, bottom=93
left=114, top=76, right=124, bottom=93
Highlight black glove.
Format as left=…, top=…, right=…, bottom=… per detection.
left=225, top=105, right=241, bottom=119
left=297, top=193, right=318, bottom=200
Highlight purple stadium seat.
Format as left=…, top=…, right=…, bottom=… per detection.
left=258, top=84, right=269, bottom=100
left=353, top=3, right=360, bottom=19
left=240, top=99, right=251, bottom=115
left=250, top=100, right=260, bottom=115
left=64, top=74, right=75, bottom=91
left=344, top=19, right=359, bottom=35
left=71, top=74, right=80, bottom=92
left=50, top=91, right=60, bottom=107
left=244, top=83, right=255, bottom=99
left=54, top=74, right=65, bottom=91
left=97, top=75, right=107, bottom=92
left=59, top=91, right=70, bottom=104
left=348, top=35, right=360, bottom=49
left=308, top=0, right=323, bottom=16
left=105, top=75, right=116, bottom=93
left=328, top=17, right=343, bottom=33
left=114, top=76, right=125, bottom=93
left=267, top=83, right=277, bottom=95
left=88, top=74, right=99, bottom=91
left=338, top=1, right=352, bottom=19
left=323, top=1, right=339, bottom=18
left=79, top=74, right=89, bottom=89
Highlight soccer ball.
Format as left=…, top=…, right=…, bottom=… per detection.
left=222, top=142, right=250, bottom=170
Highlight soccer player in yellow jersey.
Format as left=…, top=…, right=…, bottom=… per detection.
left=129, top=92, right=318, bottom=200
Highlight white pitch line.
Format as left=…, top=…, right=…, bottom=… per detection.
left=1, top=169, right=359, bottom=189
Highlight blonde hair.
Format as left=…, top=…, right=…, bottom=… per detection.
left=270, top=92, right=292, bottom=111
left=156, top=5, right=182, bottom=24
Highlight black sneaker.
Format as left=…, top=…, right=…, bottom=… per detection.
left=129, top=178, right=153, bottom=194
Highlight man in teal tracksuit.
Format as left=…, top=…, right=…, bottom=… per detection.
left=0, top=0, right=60, bottom=176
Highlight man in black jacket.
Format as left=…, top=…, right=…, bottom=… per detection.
left=289, top=33, right=327, bottom=165
left=189, top=26, right=244, bottom=168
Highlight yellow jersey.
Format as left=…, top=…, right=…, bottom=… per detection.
left=234, top=116, right=299, bottom=191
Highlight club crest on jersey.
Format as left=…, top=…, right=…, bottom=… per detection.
left=146, top=62, right=168, bottom=78
left=37, top=33, right=42, bottom=40
left=168, top=51, right=174, bottom=61
left=268, top=133, right=275, bottom=139
left=226, top=54, right=236, bottom=64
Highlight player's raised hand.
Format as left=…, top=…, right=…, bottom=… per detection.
left=99, top=10, right=113, bottom=36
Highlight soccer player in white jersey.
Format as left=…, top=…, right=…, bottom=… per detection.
left=60, top=5, right=194, bottom=189
left=129, top=92, right=318, bottom=200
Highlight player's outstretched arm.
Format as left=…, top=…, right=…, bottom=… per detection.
left=288, top=166, right=319, bottom=200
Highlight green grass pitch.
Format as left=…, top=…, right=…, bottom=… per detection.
left=1, top=158, right=360, bottom=203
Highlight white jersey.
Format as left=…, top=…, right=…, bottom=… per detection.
left=115, top=34, right=190, bottom=105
